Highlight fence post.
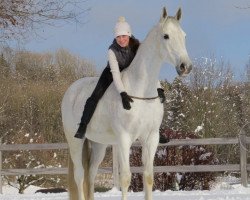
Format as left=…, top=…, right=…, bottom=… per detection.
left=112, top=145, right=119, bottom=189
left=0, top=137, right=2, bottom=194
left=239, top=130, right=248, bottom=187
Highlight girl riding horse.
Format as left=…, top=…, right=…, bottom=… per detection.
left=74, top=16, right=167, bottom=142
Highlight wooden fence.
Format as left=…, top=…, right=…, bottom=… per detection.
left=0, top=132, right=249, bottom=194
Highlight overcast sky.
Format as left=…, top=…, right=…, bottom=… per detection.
left=23, top=0, right=250, bottom=82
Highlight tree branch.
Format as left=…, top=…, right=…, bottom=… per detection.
left=0, top=0, right=90, bottom=41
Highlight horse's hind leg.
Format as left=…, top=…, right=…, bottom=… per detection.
left=89, top=142, right=107, bottom=200
left=141, top=131, right=159, bottom=200
left=68, top=139, right=85, bottom=200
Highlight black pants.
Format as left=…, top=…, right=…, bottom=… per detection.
left=79, top=67, right=114, bottom=125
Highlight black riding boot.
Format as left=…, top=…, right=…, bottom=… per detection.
left=74, top=98, right=98, bottom=139
left=74, top=123, right=88, bottom=139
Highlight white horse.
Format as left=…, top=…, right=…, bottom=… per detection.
left=61, top=7, right=192, bottom=200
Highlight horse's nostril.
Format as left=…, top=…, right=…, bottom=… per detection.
left=180, top=63, right=185, bottom=71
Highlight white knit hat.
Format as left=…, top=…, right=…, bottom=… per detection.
left=114, top=16, right=132, bottom=37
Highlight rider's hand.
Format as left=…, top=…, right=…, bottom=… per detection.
left=157, top=88, right=166, bottom=103
left=120, top=92, right=134, bottom=110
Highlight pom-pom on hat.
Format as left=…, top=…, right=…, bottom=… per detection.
left=114, top=16, right=132, bottom=37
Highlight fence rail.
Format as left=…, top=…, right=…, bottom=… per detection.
left=0, top=133, right=249, bottom=194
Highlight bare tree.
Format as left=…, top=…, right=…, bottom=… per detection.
left=0, top=0, right=89, bottom=41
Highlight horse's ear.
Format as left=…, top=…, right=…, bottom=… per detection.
left=160, top=7, right=168, bottom=23
left=175, top=7, right=182, bottom=21
left=162, top=7, right=168, bottom=18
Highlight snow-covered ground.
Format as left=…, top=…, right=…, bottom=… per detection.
left=1, top=183, right=250, bottom=200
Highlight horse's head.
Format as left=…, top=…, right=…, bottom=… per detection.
left=158, top=7, right=192, bottom=76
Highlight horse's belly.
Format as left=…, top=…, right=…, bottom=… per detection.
left=86, top=131, right=117, bottom=145
left=85, top=95, right=118, bottom=144
left=86, top=116, right=118, bottom=145
left=85, top=90, right=163, bottom=144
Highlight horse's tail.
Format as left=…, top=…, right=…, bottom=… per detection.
left=68, top=139, right=91, bottom=200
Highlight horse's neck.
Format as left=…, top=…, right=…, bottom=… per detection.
left=123, top=27, right=163, bottom=97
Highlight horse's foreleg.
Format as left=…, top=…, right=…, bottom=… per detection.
left=142, top=131, right=159, bottom=200
left=118, top=136, right=132, bottom=200
left=89, top=142, right=107, bottom=200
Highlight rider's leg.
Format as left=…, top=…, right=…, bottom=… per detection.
left=74, top=67, right=113, bottom=139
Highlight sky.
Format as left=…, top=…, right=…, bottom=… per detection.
left=22, top=0, right=250, bottom=82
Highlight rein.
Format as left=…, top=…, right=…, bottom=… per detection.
left=129, top=95, right=159, bottom=100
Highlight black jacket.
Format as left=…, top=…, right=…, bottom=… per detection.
left=107, top=36, right=140, bottom=71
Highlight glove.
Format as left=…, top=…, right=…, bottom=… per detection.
left=157, top=88, right=166, bottom=103
left=120, top=92, right=134, bottom=110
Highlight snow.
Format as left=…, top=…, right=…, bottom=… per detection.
left=199, top=152, right=212, bottom=160
left=195, top=124, right=204, bottom=133
left=1, top=184, right=250, bottom=200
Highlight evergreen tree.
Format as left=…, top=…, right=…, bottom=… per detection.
left=163, top=78, right=192, bottom=134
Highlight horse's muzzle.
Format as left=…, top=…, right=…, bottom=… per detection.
left=176, top=62, right=193, bottom=76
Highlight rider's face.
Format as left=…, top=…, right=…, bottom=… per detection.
left=116, top=35, right=130, bottom=47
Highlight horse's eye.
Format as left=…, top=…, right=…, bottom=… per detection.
left=163, top=34, right=169, bottom=40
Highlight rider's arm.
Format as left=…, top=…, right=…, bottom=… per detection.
left=108, top=49, right=126, bottom=93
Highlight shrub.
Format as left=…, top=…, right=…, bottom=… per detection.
left=129, top=129, right=218, bottom=191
